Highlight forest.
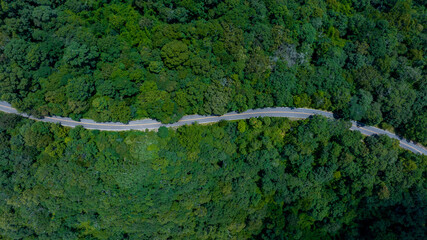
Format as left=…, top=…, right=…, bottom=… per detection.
left=0, top=112, right=425, bottom=239
left=0, top=1, right=426, bottom=239
left=0, top=0, right=425, bottom=145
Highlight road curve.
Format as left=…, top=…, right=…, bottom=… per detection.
left=0, top=101, right=426, bottom=155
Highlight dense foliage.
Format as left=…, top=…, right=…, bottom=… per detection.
left=0, top=0, right=425, bottom=144
left=0, top=112, right=425, bottom=239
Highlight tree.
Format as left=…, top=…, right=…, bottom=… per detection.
left=293, top=93, right=311, bottom=108
left=345, top=89, right=377, bottom=123
left=161, top=40, right=190, bottom=69
left=62, top=41, right=99, bottom=68
left=312, top=91, right=332, bottom=110
left=137, top=81, right=178, bottom=123
left=0, top=114, right=425, bottom=239
left=237, top=120, right=247, bottom=133
left=0, top=0, right=424, bottom=147
left=157, top=126, right=169, bottom=138
left=66, top=76, right=93, bottom=102
left=203, top=82, right=231, bottom=115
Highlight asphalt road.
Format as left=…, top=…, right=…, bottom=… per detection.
left=0, top=101, right=425, bottom=155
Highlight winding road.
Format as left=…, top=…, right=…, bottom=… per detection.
left=0, top=101, right=426, bottom=155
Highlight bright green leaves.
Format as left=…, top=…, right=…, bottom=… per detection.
left=125, top=133, right=159, bottom=162
left=0, top=113, right=426, bottom=239
left=326, top=26, right=346, bottom=48
left=137, top=81, right=178, bottom=123
left=148, top=61, right=163, bottom=73
left=88, top=96, right=132, bottom=123
left=161, top=40, right=190, bottom=69
left=190, top=56, right=211, bottom=75
left=293, top=93, right=312, bottom=108
left=326, top=0, right=353, bottom=16
left=237, top=120, right=247, bottom=133
left=0, top=0, right=425, bottom=146
left=312, top=91, right=332, bottom=110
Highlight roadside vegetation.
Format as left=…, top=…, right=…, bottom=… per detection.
left=0, top=112, right=425, bottom=239
left=0, top=0, right=425, bottom=144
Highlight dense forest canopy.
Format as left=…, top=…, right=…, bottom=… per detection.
left=0, top=112, right=425, bottom=239
left=0, top=0, right=425, bottom=144
left=1, top=1, right=426, bottom=239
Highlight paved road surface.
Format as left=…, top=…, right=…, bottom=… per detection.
left=0, top=101, right=425, bottom=155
